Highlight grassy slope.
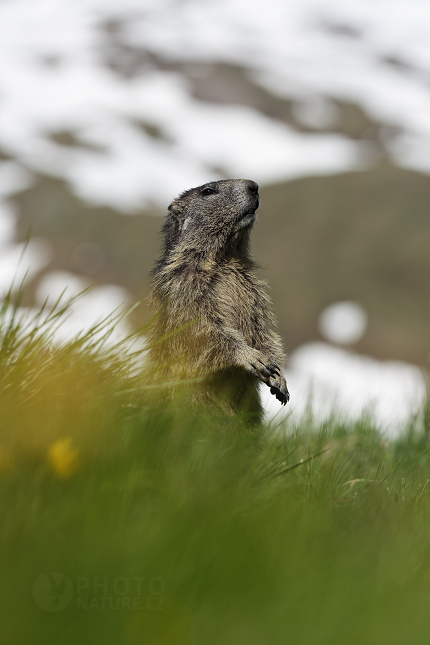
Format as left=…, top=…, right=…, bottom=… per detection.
left=1, top=295, right=430, bottom=644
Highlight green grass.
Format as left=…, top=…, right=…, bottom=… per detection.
left=1, top=288, right=430, bottom=644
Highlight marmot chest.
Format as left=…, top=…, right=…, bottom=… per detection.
left=213, top=266, right=266, bottom=337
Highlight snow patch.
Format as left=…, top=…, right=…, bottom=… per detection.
left=318, top=301, right=368, bottom=345
left=262, top=342, right=427, bottom=436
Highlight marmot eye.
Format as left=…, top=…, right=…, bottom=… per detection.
left=201, top=187, right=217, bottom=196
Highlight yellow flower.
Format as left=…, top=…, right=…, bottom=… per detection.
left=47, top=438, right=79, bottom=478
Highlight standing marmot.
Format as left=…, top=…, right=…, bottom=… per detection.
left=147, top=178, right=289, bottom=421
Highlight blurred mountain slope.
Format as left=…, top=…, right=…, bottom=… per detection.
left=257, top=163, right=430, bottom=365
left=14, top=174, right=161, bottom=304
left=14, top=161, right=430, bottom=367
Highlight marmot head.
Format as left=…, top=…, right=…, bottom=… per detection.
left=161, top=179, right=260, bottom=259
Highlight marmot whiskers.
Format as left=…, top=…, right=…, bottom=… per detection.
left=147, top=179, right=289, bottom=421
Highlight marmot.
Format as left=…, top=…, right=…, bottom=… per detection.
left=147, top=179, right=289, bottom=421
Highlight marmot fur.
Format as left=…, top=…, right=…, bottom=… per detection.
left=147, top=179, right=289, bottom=421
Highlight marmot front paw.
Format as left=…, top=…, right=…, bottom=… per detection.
left=269, top=375, right=290, bottom=406
left=240, top=349, right=289, bottom=406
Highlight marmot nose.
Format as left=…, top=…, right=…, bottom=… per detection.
left=246, top=180, right=259, bottom=196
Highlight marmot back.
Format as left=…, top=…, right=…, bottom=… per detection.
left=147, top=178, right=289, bottom=421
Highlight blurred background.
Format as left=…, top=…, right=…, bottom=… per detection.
left=0, top=0, right=429, bottom=431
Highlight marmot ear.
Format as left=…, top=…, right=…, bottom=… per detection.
left=168, top=200, right=184, bottom=217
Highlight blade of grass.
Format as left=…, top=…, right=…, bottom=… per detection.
left=268, top=448, right=331, bottom=479
left=380, top=454, right=403, bottom=484
left=333, top=443, right=358, bottom=485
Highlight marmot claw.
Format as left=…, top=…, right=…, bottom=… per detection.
left=270, top=383, right=290, bottom=405
left=245, top=350, right=289, bottom=405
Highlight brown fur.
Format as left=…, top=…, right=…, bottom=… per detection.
left=147, top=179, right=289, bottom=420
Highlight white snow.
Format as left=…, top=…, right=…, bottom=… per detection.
left=0, top=162, right=33, bottom=198
left=35, top=271, right=132, bottom=343
left=35, top=270, right=89, bottom=306
left=2, top=0, right=430, bottom=206
left=318, top=301, right=368, bottom=345
left=262, top=342, right=427, bottom=437
left=3, top=0, right=424, bottom=211
left=0, top=238, right=52, bottom=297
